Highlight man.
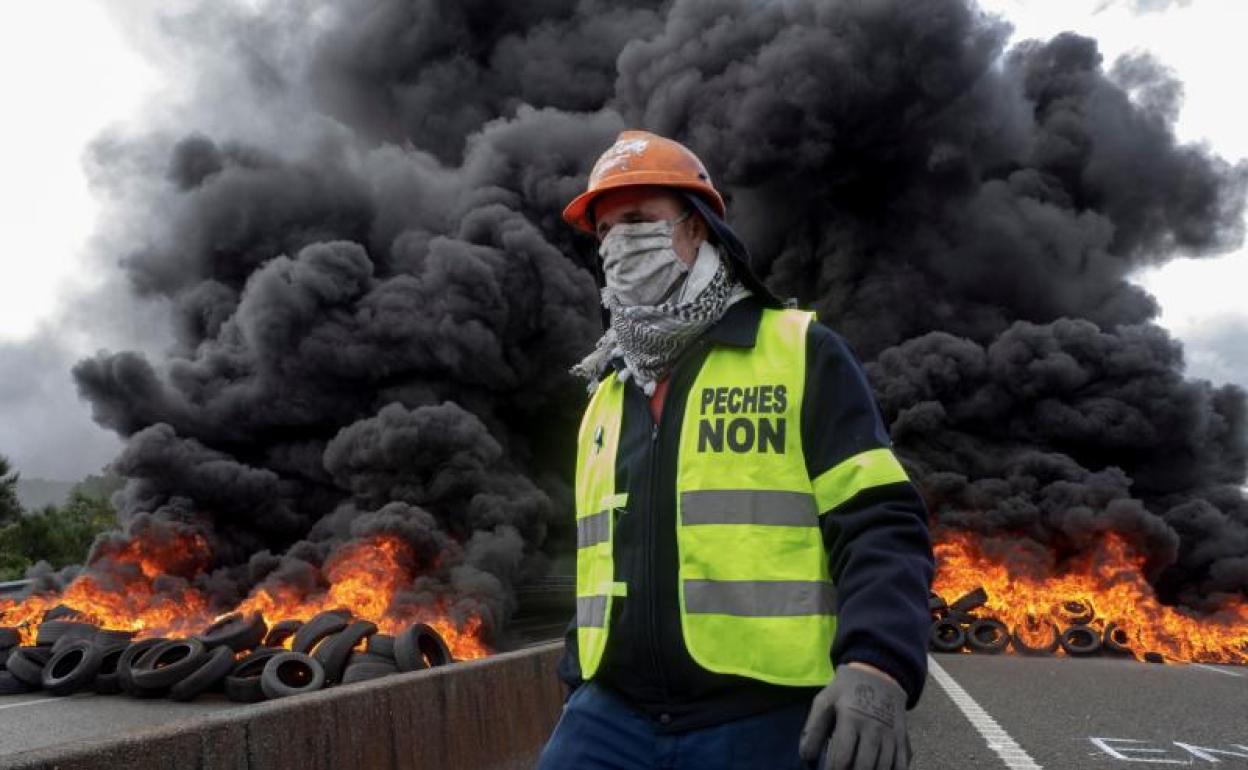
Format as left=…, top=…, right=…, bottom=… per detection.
left=539, top=130, right=933, bottom=770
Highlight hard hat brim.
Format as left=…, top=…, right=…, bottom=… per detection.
left=562, top=172, right=727, bottom=234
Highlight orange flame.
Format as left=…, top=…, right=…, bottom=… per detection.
left=933, top=530, right=1248, bottom=663
left=0, top=533, right=489, bottom=659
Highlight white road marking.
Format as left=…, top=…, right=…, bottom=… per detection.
left=1189, top=663, right=1243, bottom=678
left=0, top=693, right=90, bottom=712
left=927, top=655, right=1044, bottom=770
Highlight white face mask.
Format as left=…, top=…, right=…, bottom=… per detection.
left=598, top=211, right=691, bottom=307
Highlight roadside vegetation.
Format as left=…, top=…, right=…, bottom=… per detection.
left=0, top=455, right=119, bottom=581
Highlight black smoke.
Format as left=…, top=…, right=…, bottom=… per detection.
left=44, top=0, right=1248, bottom=635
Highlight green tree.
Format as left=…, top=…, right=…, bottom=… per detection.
left=0, top=490, right=116, bottom=581
left=0, top=455, right=21, bottom=527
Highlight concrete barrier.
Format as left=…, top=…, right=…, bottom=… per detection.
left=0, top=642, right=565, bottom=770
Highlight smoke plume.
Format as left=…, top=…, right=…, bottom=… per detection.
left=43, top=0, right=1248, bottom=636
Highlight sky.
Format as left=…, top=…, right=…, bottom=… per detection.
left=0, top=0, right=1245, bottom=480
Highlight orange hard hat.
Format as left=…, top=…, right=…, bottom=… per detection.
left=562, top=130, right=727, bottom=234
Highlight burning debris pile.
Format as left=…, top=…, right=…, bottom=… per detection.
left=0, top=604, right=455, bottom=700
left=2, top=0, right=1248, bottom=676
left=0, top=531, right=480, bottom=699
left=928, top=532, right=1248, bottom=662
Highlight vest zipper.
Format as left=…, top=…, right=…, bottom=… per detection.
left=645, top=416, right=670, bottom=698
left=643, top=338, right=709, bottom=704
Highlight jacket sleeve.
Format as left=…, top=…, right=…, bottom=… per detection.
left=803, top=321, right=934, bottom=709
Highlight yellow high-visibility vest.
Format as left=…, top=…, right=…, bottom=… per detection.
left=573, top=308, right=910, bottom=685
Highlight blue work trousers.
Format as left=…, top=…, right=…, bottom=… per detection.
left=536, top=682, right=810, bottom=770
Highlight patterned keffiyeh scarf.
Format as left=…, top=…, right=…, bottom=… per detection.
left=572, top=243, right=750, bottom=395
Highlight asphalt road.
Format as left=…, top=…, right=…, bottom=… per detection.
left=0, top=652, right=1244, bottom=767
left=911, top=653, right=1248, bottom=769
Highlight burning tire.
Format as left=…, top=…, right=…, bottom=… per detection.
left=1011, top=621, right=1060, bottom=656
left=39, top=620, right=96, bottom=649
left=967, top=619, right=1010, bottom=654
left=1102, top=623, right=1133, bottom=656
left=169, top=645, right=236, bottom=702
left=5, top=648, right=52, bottom=688
left=313, top=621, right=378, bottom=685
left=42, top=639, right=104, bottom=696
left=1055, top=600, right=1095, bottom=626
left=928, top=593, right=948, bottom=620
left=949, top=587, right=988, bottom=614
left=117, top=638, right=167, bottom=696
left=195, top=612, right=268, bottom=653
left=94, top=629, right=136, bottom=647
left=342, top=653, right=399, bottom=684
left=394, top=623, right=454, bottom=672
left=263, top=619, right=303, bottom=648
left=224, top=647, right=284, bottom=703
left=929, top=620, right=966, bottom=653
left=41, top=605, right=78, bottom=622
left=260, top=652, right=326, bottom=699
left=1059, top=625, right=1102, bottom=656
left=291, top=611, right=351, bottom=655
left=93, top=644, right=129, bottom=695
left=365, top=634, right=395, bottom=659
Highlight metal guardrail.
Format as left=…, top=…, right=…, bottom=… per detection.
left=0, top=579, right=33, bottom=597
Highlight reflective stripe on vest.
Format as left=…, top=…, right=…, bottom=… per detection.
left=572, top=308, right=912, bottom=686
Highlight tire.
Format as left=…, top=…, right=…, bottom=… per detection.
left=195, top=612, right=267, bottom=653
left=0, top=671, right=33, bottom=695
left=365, top=634, right=395, bottom=659
left=291, top=611, right=351, bottom=655
left=117, top=638, right=169, bottom=696
left=1012, top=621, right=1060, bottom=655
left=169, top=645, right=236, bottom=701
left=928, top=620, right=966, bottom=653
left=949, top=587, right=988, bottom=614
left=1060, top=625, right=1102, bottom=656
left=42, top=639, right=104, bottom=696
left=0, top=627, right=19, bottom=648
left=130, top=639, right=210, bottom=691
left=341, top=653, right=399, bottom=685
left=37, top=620, right=86, bottom=648
left=313, top=621, right=377, bottom=684
left=224, top=648, right=284, bottom=703
left=94, top=643, right=129, bottom=695
left=967, top=619, right=1010, bottom=654
left=1143, top=651, right=1166, bottom=664
left=40, top=604, right=78, bottom=622
left=928, top=593, right=948, bottom=619
left=1055, top=600, right=1095, bottom=626
left=263, top=620, right=303, bottom=648
left=6, top=648, right=50, bottom=688
left=1102, top=623, right=1133, bottom=656
left=394, top=623, right=454, bottom=672
left=94, top=629, right=137, bottom=646
left=260, top=652, right=326, bottom=699
left=51, top=623, right=100, bottom=654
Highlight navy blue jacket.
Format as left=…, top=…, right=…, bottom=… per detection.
left=558, top=296, right=934, bottom=733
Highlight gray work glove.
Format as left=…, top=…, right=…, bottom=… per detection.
left=799, top=665, right=912, bottom=770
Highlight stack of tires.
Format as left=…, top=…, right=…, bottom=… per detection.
left=927, top=589, right=1149, bottom=661
left=0, top=608, right=457, bottom=702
